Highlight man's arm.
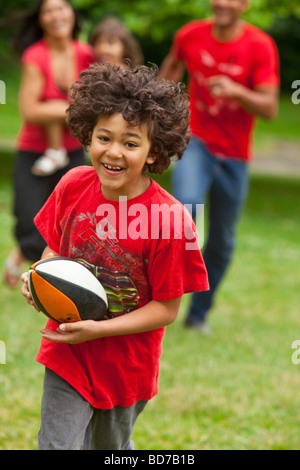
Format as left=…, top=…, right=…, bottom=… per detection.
left=208, top=75, right=279, bottom=120
left=160, top=53, right=186, bottom=83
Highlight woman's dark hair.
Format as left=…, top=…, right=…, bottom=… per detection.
left=67, top=63, right=191, bottom=175
left=90, top=17, right=143, bottom=66
left=13, top=0, right=81, bottom=56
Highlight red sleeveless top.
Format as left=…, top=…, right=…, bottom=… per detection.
left=17, top=39, right=95, bottom=153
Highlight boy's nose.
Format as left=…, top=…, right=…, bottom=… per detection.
left=106, top=142, right=123, bottom=158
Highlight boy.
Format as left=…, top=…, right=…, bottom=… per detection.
left=22, top=63, right=209, bottom=450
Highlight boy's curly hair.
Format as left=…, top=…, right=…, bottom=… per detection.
left=66, top=63, right=190, bottom=174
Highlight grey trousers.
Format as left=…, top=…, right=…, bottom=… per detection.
left=38, top=368, right=147, bottom=450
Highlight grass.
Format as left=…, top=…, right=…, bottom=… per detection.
left=0, top=147, right=300, bottom=449
left=0, top=157, right=45, bottom=450
left=0, top=77, right=300, bottom=450
left=136, top=172, right=300, bottom=450
left=254, top=94, right=300, bottom=144
left=0, top=72, right=21, bottom=144
left=137, top=172, right=300, bottom=450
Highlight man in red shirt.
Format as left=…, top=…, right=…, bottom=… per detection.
left=160, top=0, right=279, bottom=333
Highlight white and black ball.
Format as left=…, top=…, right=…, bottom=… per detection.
left=28, top=257, right=108, bottom=323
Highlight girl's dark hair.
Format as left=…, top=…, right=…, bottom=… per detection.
left=66, top=63, right=190, bottom=175
left=13, top=0, right=81, bottom=56
left=90, top=17, right=143, bottom=66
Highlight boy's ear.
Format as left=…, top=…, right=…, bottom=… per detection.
left=146, top=153, right=157, bottom=165
left=146, top=146, right=159, bottom=165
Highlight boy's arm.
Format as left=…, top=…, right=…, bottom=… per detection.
left=21, top=245, right=181, bottom=343
left=40, top=298, right=181, bottom=344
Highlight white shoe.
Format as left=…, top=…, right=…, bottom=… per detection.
left=185, top=318, right=212, bottom=335
left=31, top=148, right=70, bottom=176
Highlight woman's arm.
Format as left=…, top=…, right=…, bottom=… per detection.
left=19, top=63, right=69, bottom=124
left=160, top=54, right=186, bottom=83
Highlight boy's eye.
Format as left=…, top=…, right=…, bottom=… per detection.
left=126, top=142, right=138, bottom=148
left=98, top=136, right=110, bottom=142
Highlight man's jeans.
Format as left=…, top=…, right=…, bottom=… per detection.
left=172, top=137, right=249, bottom=323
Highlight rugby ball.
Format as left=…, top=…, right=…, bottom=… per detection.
left=28, top=257, right=108, bottom=323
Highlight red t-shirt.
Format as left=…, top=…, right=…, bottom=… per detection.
left=171, top=20, right=280, bottom=160
left=17, top=39, right=95, bottom=153
left=34, top=166, right=209, bottom=409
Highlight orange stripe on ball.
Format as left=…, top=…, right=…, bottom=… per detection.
left=31, top=271, right=82, bottom=323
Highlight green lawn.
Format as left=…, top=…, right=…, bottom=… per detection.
left=0, top=74, right=300, bottom=450
left=0, top=148, right=300, bottom=449
left=254, top=94, right=300, bottom=144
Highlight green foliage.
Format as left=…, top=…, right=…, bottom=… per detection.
left=71, top=0, right=300, bottom=68
left=1, top=0, right=300, bottom=88
left=269, top=15, right=300, bottom=91
left=71, top=0, right=300, bottom=36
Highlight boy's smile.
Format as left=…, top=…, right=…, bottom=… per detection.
left=90, top=113, right=156, bottom=201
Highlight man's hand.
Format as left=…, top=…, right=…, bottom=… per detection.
left=208, top=74, right=278, bottom=119
left=208, top=75, right=242, bottom=99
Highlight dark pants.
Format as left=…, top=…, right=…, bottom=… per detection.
left=13, top=148, right=86, bottom=262
left=172, top=137, right=249, bottom=323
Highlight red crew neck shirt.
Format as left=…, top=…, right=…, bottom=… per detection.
left=34, top=166, right=209, bottom=409
left=171, top=20, right=280, bottom=161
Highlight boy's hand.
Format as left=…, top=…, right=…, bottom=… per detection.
left=21, top=251, right=57, bottom=312
left=21, top=271, right=40, bottom=312
left=40, top=320, right=100, bottom=344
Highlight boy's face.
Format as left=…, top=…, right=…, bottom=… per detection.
left=93, top=35, right=125, bottom=65
left=90, top=113, right=155, bottom=201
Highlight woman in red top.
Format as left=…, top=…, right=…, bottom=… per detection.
left=4, top=0, right=95, bottom=287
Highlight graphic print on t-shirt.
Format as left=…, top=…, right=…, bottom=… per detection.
left=193, top=49, right=241, bottom=116
left=60, top=210, right=143, bottom=318
left=76, top=259, right=140, bottom=318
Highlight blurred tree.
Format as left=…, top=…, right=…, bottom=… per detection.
left=73, top=0, right=300, bottom=88
left=269, top=15, right=300, bottom=92
left=1, top=0, right=300, bottom=88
